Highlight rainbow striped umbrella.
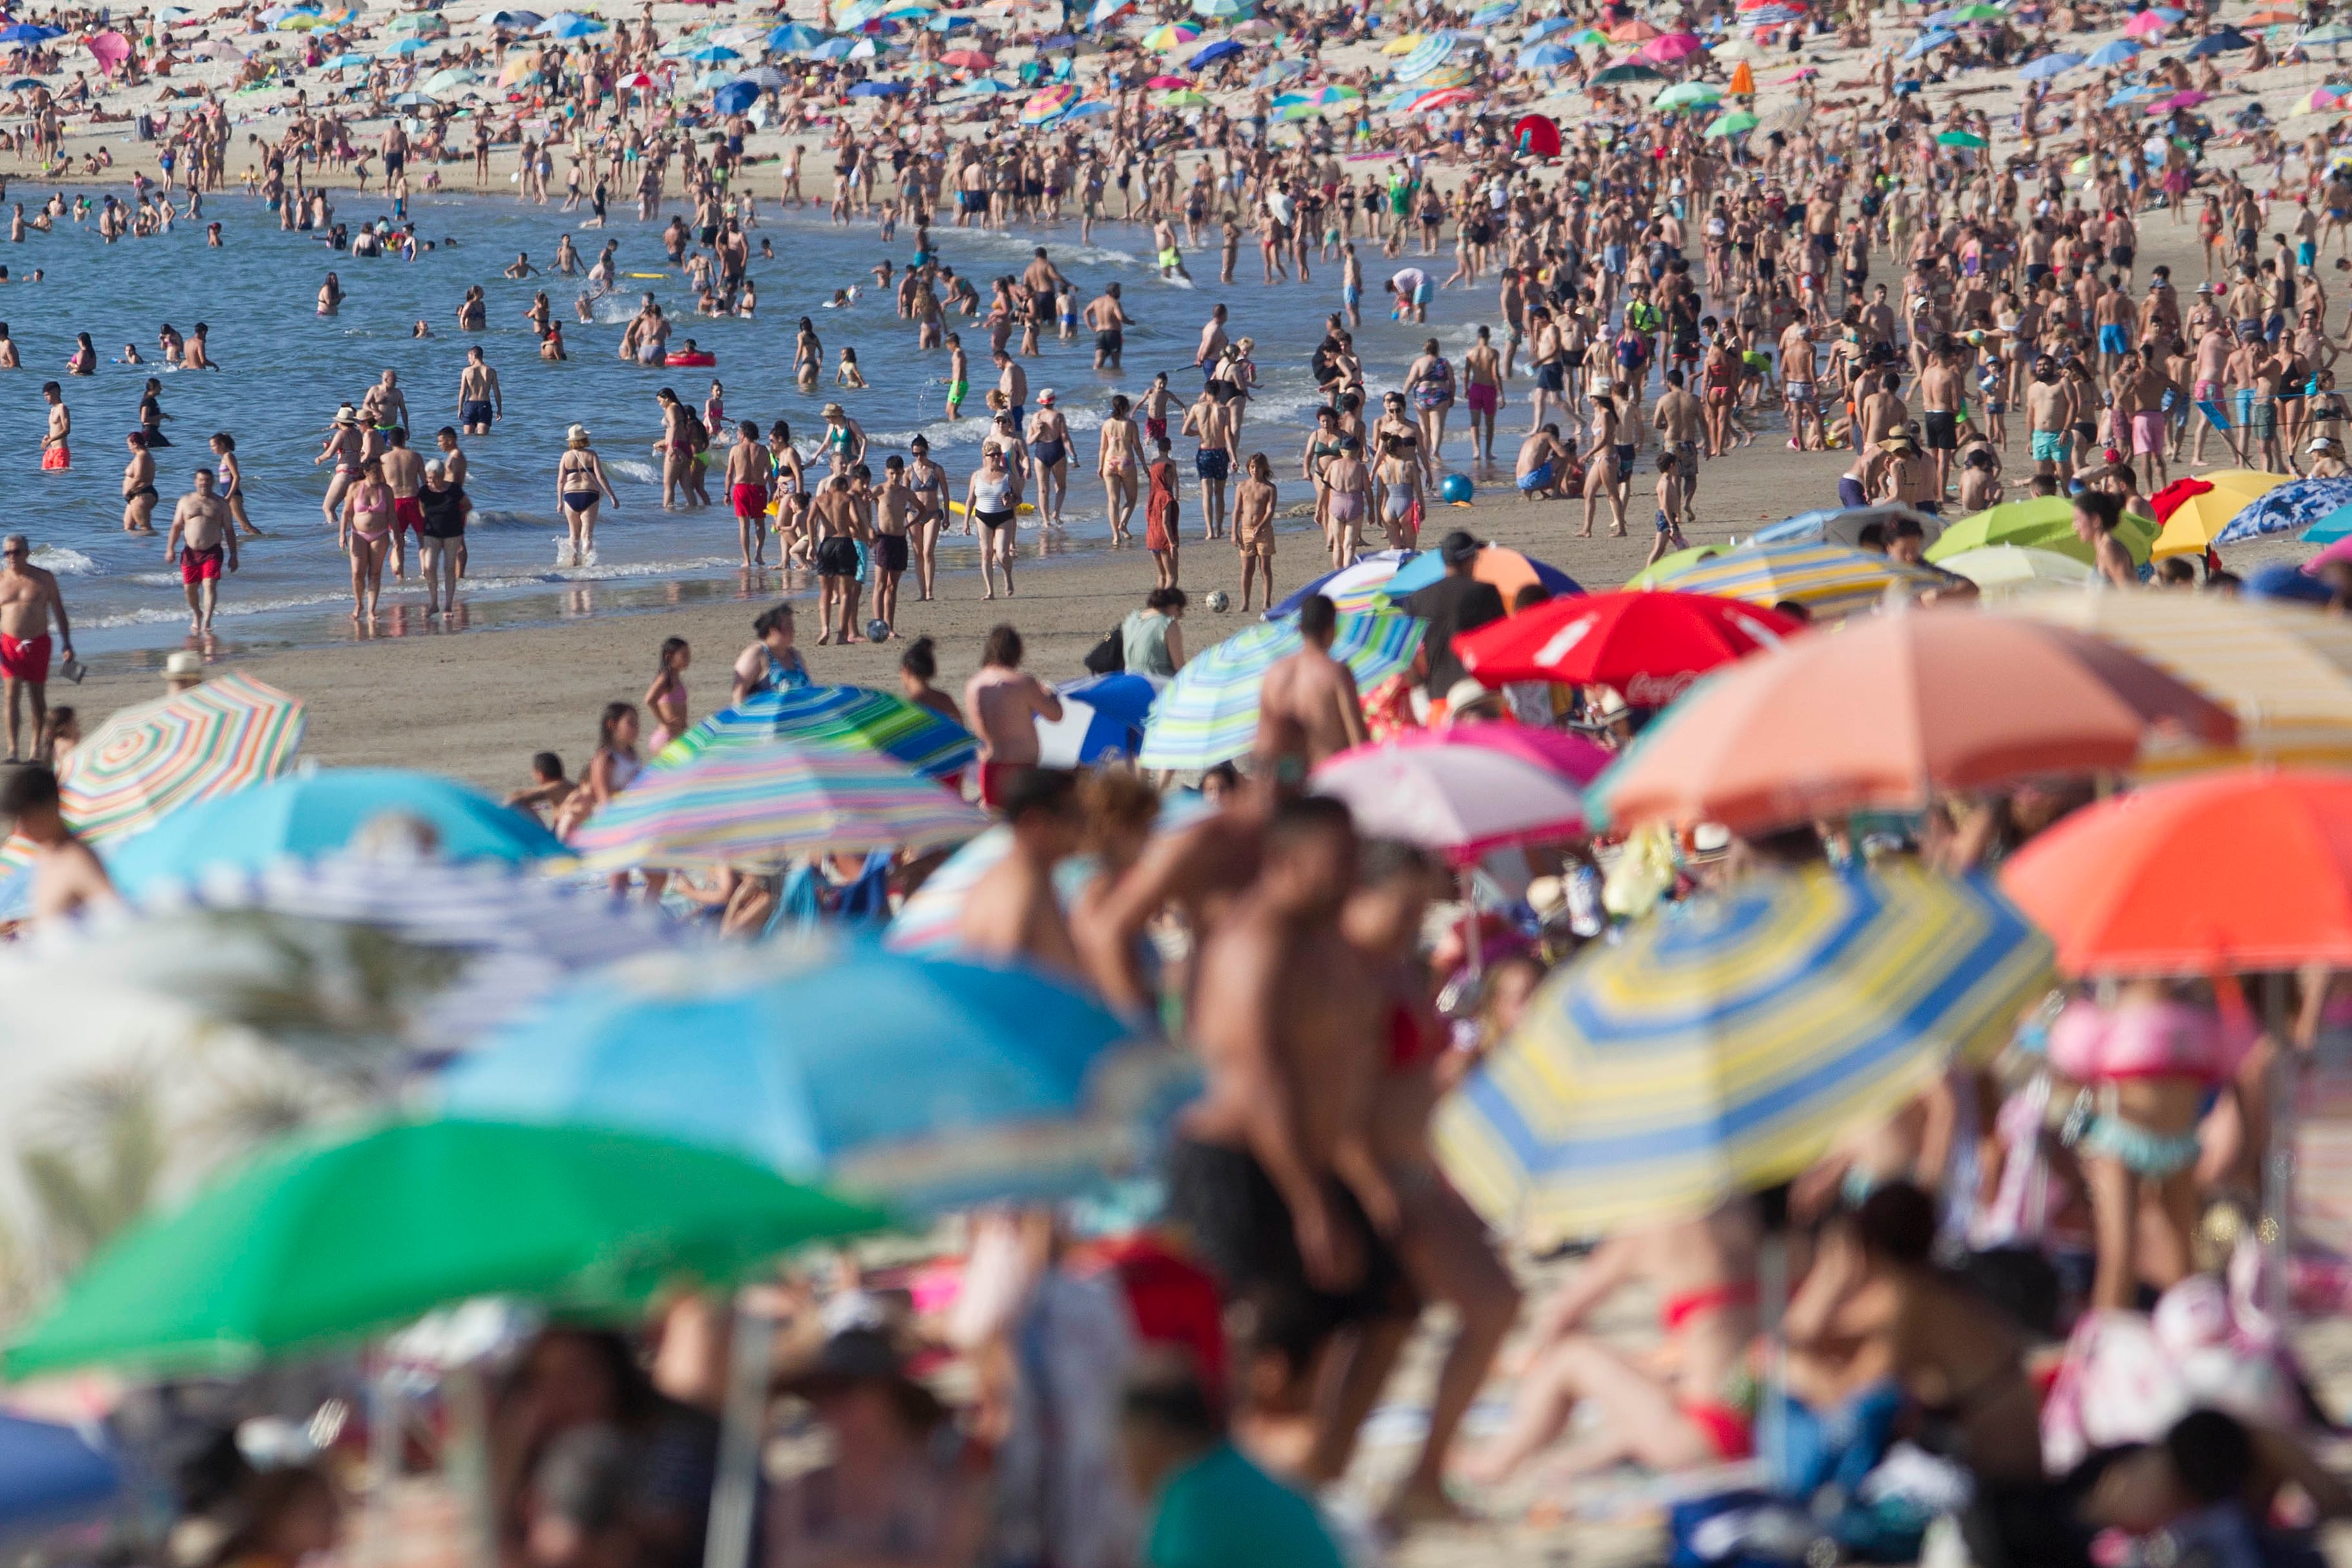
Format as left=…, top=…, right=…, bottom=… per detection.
left=1136, top=610, right=1425, bottom=770
left=652, top=685, right=976, bottom=779
left=571, top=741, right=988, bottom=873
left=1645, top=540, right=1960, bottom=620
left=1, top=672, right=305, bottom=869
left=1434, top=864, right=2052, bottom=1242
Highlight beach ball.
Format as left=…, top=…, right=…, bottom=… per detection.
left=1206, top=589, right=1232, bottom=612
left=1440, top=473, right=1475, bottom=505
left=866, top=618, right=891, bottom=643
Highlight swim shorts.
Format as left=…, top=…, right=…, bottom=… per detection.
left=2132, top=410, right=2165, bottom=455
left=1195, top=448, right=1231, bottom=482
left=1922, top=411, right=1958, bottom=451
left=732, top=483, right=768, bottom=519
left=180, top=544, right=223, bottom=584
left=0, top=632, right=50, bottom=683
left=874, top=533, right=910, bottom=573
left=462, top=399, right=493, bottom=426
left=1468, top=383, right=1497, bottom=415
left=2031, top=429, right=2067, bottom=462
left=394, top=496, right=426, bottom=536
left=1095, top=328, right=1122, bottom=354
left=41, top=443, right=67, bottom=471
left=815, top=536, right=859, bottom=577
left=1517, top=462, right=1552, bottom=492
left=2098, top=323, right=2129, bottom=356
left=949, top=379, right=969, bottom=406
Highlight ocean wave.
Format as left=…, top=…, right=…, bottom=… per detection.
left=29, top=545, right=98, bottom=576
left=467, top=553, right=745, bottom=589
left=602, top=458, right=659, bottom=484
left=77, top=587, right=360, bottom=630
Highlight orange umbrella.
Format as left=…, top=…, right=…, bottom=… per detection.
left=1593, top=608, right=2239, bottom=833
left=2001, top=770, right=2352, bottom=976
left=1727, top=59, right=1755, bottom=94
left=1608, top=17, right=1659, bottom=40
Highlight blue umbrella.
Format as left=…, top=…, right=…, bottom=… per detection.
left=808, top=35, right=855, bottom=59
left=1037, top=673, right=1159, bottom=766
left=2246, top=560, right=2333, bottom=605
left=2215, top=478, right=2352, bottom=547
left=2087, top=37, right=2140, bottom=64
left=384, top=36, right=435, bottom=53
left=439, top=937, right=1189, bottom=1213
left=2307, top=502, right=2352, bottom=544
left=101, top=769, right=562, bottom=898
left=0, top=1414, right=118, bottom=1537
left=327, top=50, right=371, bottom=66
left=685, top=42, right=739, bottom=60
left=1902, top=26, right=1957, bottom=59
left=5, top=76, right=44, bottom=89
left=1380, top=547, right=1583, bottom=601
left=392, top=89, right=439, bottom=103
left=535, top=11, right=605, bottom=37
left=2018, top=50, right=2083, bottom=77
left=926, top=10, right=974, bottom=26
left=713, top=79, right=759, bottom=112
left=2107, top=82, right=2159, bottom=103
left=1185, top=37, right=1242, bottom=68
left=488, top=9, right=545, bottom=26
left=0, top=22, right=54, bottom=41
left=1518, top=40, right=1571, bottom=68
left=769, top=20, right=824, bottom=48
left=2185, top=27, right=2251, bottom=55
left=845, top=77, right=905, bottom=95
left=1470, top=0, right=1517, bottom=23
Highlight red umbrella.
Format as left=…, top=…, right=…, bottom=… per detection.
left=2001, top=770, right=2352, bottom=976
left=1512, top=111, right=1561, bottom=156
left=1454, top=590, right=1804, bottom=705
left=940, top=47, right=995, bottom=67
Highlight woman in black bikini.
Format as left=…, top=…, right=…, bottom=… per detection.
left=555, top=423, right=620, bottom=568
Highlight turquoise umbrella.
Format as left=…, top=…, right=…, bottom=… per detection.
left=1137, top=610, right=1425, bottom=770
left=440, top=934, right=1191, bottom=1213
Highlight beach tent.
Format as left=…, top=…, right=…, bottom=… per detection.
left=1512, top=111, right=1560, bottom=156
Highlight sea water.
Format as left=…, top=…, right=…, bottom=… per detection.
left=7, top=193, right=1477, bottom=657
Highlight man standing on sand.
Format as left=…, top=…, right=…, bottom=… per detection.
left=457, top=345, right=501, bottom=435
left=165, top=468, right=237, bottom=635
left=809, top=472, right=872, bottom=647
left=1, top=764, right=115, bottom=921
left=1650, top=368, right=1704, bottom=520
left=1083, top=281, right=1130, bottom=370
left=956, top=766, right=1087, bottom=983
left=39, top=380, right=68, bottom=471
left=381, top=427, right=424, bottom=580
left=1182, top=384, right=1238, bottom=541
left=962, top=623, right=1063, bottom=810
left=0, top=534, right=71, bottom=761
left=1258, top=594, right=1367, bottom=769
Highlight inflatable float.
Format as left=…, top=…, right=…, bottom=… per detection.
left=664, top=350, right=717, bottom=367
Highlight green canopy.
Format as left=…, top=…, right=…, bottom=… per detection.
left=1705, top=109, right=1760, bottom=137
left=1625, top=544, right=1723, bottom=587
left=1925, top=495, right=2159, bottom=567
left=5, top=1119, right=888, bottom=1379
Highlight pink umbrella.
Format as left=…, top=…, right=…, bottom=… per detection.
left=2150, top=89, right=2210, bottom=113
left=2304, top=536, right=2352, bottom=575
left=2124, top=8, right=2172, bottom=33
left=86, top=28, right=130, bottom=69
left=1639, top=30, right=1704, bottom=62
left=1145, top=73, right=1191, bottom=86
left=1310, top=733, right=1588, bottom=862
left=1400, top=724, right=1613, bottom=787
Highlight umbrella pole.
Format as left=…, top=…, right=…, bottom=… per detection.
left=2262, top=972, right=2298, bottom=1320
left=1458, top=868, right=1483, bottom=990
left=701, top=1294, right=778, bottom=1568
left=1758, top=1231, right=1789, bottom=1489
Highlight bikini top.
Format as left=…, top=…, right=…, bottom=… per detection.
left=2046, top=993, right=2254, bottom=1086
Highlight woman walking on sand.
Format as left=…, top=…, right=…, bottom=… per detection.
left=555, top=423, right=620, bottom=567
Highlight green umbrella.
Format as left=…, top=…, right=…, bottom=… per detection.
left=1925, top=495, right=2159, bottom=567
left=1937, top=128, right=1989, bottom=147
left=1703, top=109, right=1759, bottom=137
left=4, top=1119, right=888, bottom=1379
left=1945, top=3, right=2007, bottom=17
left=1653, top=79, right=1720, bottom=109
left=1591, top=61, right=1664, bottom=82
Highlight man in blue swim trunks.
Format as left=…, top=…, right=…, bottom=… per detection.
left=1386, top=267, right=1430, bottom=324
left=1515, top=424, right=1572, bottom=499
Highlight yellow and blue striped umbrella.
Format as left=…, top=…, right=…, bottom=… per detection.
left=571, top=741, right=989, bottom=873
left=1137, top=609, right=1424, bottom=770
left=1646, top=540, right=1958, bottom=620
left=1434, top=864, right=2051, bottom=1242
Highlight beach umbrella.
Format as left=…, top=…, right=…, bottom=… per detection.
left=2087, top=36, right=2141, bottom=65
left=1517, top=41, right=1570, bottom=67
left=1593, top=609, right=2237, bottom=834
left=1563, top=25, right=1611, bottom=44
left=807, top=36, right=855, bottom=58
left=2185, top=26, right=2252, bottom=55
left=2016, top=49, right=2081, bottom=77
left=0, top=672, right=304, bottom=874
left=768, top=20, right=823, bottom=49
left=1085, top=0, right=1133, bottom=24
left=1703, top=108, right=1759, bottom=136
left=2212, top=477, right=2352, bottom=548
left=1143, top=21, right=1199, bottom=47
left=383, top=35, right=435, bottom=53
left=1590, top=60, right=1665, bottom=82
left=1266, top=549, right=1414, bottom=618
left=328, top=50, right=372, bottom=68
left=1191, top=0, right=1251, bottom=17
left=1653, top=78, right=1721, bottom=109
left=1434, top=863, right=2053, bottom=1242
left=1608, top=16, right=1659, bottom=41
left=1230, top=17, right=1279, bottom=38
left=712, top=79, right=758, bottom=112
left=0, top=22, right=53, bottom=41
left=2246, top=561, right=2335, bottom=607
left=2002, top=770, right=2352, bottom=977
left=387, top=9, right=443, bottom=28
left=1626, top=544, right=1724, bottom=587
left=2307, top=502, right=2352, bottom=544
left=97, top=768, right=562, bottom=897
left=1157, top=86, right=1207, bottom=105
left=570, top=742, right=985, bottom=874
left=1454, top=590, right=1803, bottom=703
left=534, top=10, right=603, bottom=37
left=0, top=1414, right=119, bottom=1536
left=738, top=65, right=788, bottom=86
left=2125, top=8, right=2174, bottom=34
left=683, top=41, right=737, bottom=59
left=1469, top=0, right=1517, bottom=23
left=2148, top=469, right=2290, bottom=557
left=1310, top=735, right=1588, bottom=861
left=441, top=938, right=1184, bottom=1214
left=421, top=65, right=473, bottom=90
left=1405, top=84, right=1479, bottom=112
left=1754, top=502, right=1948, bottom=550
left=1021, top=81, right=1078, bottom=120
left=1137, top=610, right=1426, bottom=770
left=940, top=44, right=993, bottom=65
left=1902, top=26, right=1957, bottom=58
left=844, top=78, right=906, bottom=95
left=1643, top=540, right=1959, bottom=620
left=1380, top=543, right=1581, bottom=605
left=2, top=1119, right=886, bottom=1379
left=652, top=686, right=976, bottom=779
left=2151, top=88, right=2211, bottom=113
left=1512, top=109, right=1561, bottom=154
left=1145, top=71, right=1191, bottom=86
left=273, top=12, right=323, bottom=26
left=2306, top=22, right=2352, bottom=44
left=1730, top=59, right=1761, bottom=91
left=1035, top=673, right=1158, bottom=768
left=1937, top=128, right=1989, bottom=146
left=488, top=8, right=545, bottom=26
left=1756, top=100, right=1809, bottom=133
left=1639, top=29, right=1704, bottom=62
left=1524, top=15, right=1573, bottom=41
left=1184, top=35, right=1240, bottom=66
left=1934, top=544, right=2096, bottom=596
left=1926, top=493, right=2159, bottom=565
left=1065, top=97, right=1114, bottom=117
left=2003, top=593, right=2352, bottom=771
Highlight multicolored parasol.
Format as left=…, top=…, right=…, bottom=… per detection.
left=1136, top=610, right=1425, bottom=770
left=653, top=684, right=977, bottom=778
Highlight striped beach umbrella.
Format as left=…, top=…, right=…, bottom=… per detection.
left=1265, top=549, right=1414, bottom=618
left=571, top=742, right=989, bottom=873
left=1434, top=864, right=2053, bottom=1242
left=1, top=672, right=305, bottom=869
left=652, top=685, right=976, bottom=779
left=1137, top=610, right=1426, bottom=770
left=1644, top=540, right=1959, bottom=619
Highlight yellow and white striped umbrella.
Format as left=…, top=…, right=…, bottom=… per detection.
left=2001, top=592, right=2352, bottom=771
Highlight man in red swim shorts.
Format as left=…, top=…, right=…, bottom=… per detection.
left=0, top=531, right=73, bottom=760
left=164, top=469, right=238, bottom=635
left=723, top=420, right=772, bottom=569
left=381, top=426, right=426, bottom=580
